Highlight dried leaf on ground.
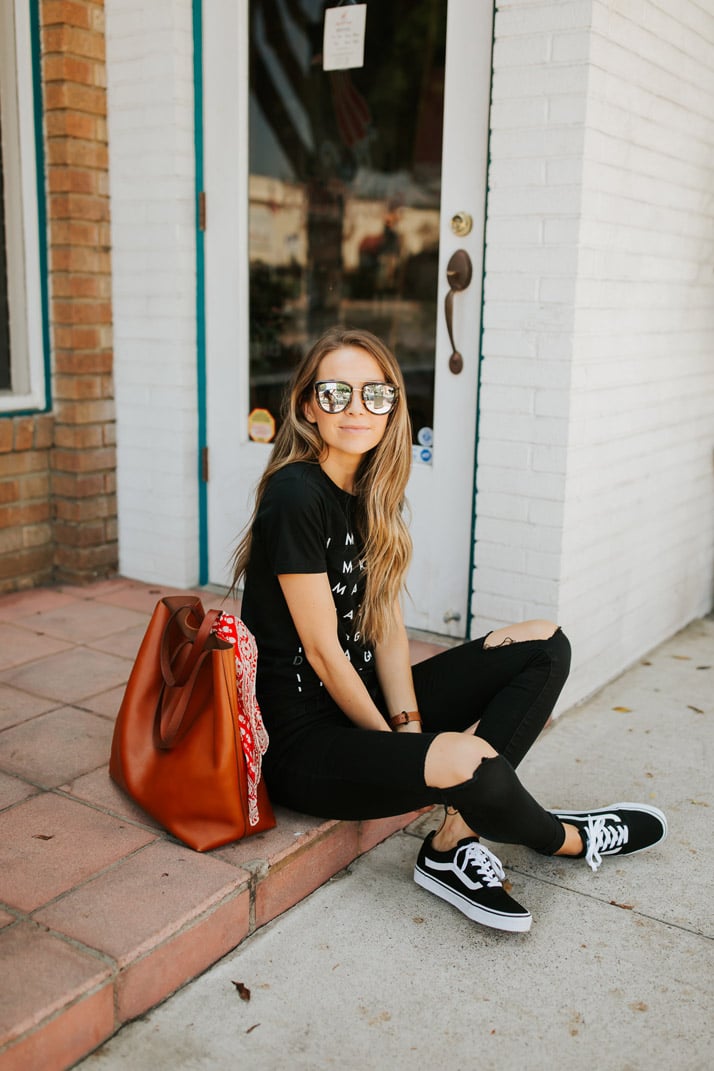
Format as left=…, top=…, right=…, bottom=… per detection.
left=610, top=900, right=634, bottom=910
left=687, top=705, right=704, bottom=714
left=629, top=1001, right=648, bottom=1012
left=245, top=1023, right=260, bottom=1034
left=32, top=834, right=53, bottom=841
left=231, top=981, right=251, bottom=1001
left=671, top=655, right=691, bottom=660
left=612, top=706, right=632, bottom=713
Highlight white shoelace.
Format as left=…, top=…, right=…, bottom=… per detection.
left=455, top=842, right=506, bottom=888
left=584, top=814, right=629, bottom=872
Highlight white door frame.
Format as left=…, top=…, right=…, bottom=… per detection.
left=202, top=0, right=493, bottom=637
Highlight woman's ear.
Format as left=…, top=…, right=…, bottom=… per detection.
left=302, top=396, right=318, bottom=425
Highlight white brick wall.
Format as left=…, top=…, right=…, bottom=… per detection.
left=476, top=0, right=714, bottom=708
left=105, top=0, right=200, bottom=586
left=558, top=0, right=714, bottom=704
left=473, top=0, right=592, bottom=636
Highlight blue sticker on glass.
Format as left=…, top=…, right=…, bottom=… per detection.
left=417, top=426, right=433, bottom=447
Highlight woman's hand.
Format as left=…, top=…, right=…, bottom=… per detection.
left=374, top=601, right=422, bottom=732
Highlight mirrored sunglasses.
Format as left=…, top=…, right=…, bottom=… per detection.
left=314, top=380, right=399, bottom=416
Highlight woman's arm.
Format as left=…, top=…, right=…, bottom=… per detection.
left=278, top=572, right=391, bottom=732
left=373, top=600, right=422, bottom=733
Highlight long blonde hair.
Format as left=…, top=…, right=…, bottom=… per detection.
left=232, top=327, right=413, bottom=644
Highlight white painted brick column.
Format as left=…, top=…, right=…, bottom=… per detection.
left=478, top=0, right=714, bottom=710
left=105, top=0, right=200, bottom=586
left=558, top=0, right=714, bottom=703
left=473, top=0, right=592, bottom=633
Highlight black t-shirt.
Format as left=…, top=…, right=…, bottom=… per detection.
left=241, top=462, right=376, bottom=708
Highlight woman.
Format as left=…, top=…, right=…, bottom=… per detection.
left=235, top=327, right=666, bottom=933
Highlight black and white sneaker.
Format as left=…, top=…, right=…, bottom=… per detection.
left=553, top=802, right=667, bottom=873
left=414, top=832, right=532, bottom=933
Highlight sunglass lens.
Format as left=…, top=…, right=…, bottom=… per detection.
left=317, top=383, right=351, bottom=412
left=363, top=384, right=397, bottom=414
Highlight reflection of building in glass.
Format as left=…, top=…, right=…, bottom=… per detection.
left=248, top=174, right=440, bottom=442
left=249, top=174, right=439, bottom=280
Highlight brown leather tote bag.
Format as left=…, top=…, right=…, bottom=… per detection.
left=110, top=595, right=275, bottom=851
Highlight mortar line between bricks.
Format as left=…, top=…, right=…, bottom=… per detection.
left=48, top=781, right=165, bottom=835
left=22, top=834, right=161, bottom=913
left=0, top=971, right=115, bottom=1055
left=106, top=881, right=252, bottom=974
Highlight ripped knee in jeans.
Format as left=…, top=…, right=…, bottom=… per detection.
left=483, top=620, right=560, bottom=649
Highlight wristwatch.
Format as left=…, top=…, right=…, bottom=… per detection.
left=389, top=709, right=422, bottom=730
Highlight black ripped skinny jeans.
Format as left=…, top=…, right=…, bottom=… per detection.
left=262, top=629, right=572, bottom=856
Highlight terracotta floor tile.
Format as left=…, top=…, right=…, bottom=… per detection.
left=116, top=892, right=250, bottom=1024
left=408, top=638, right=449, bottom=664
left=86, top=623, right=146, bottom=660
left=96, top=583, right=202, bottom=614
left=202, top=590, right=243, bottom=617
left=0, top=921, right=112, bottom=1046
left=60, top=766, right=162, bottom=831
left=0, top=624, right=73, bottom=671
left=57, top=578, right=132, bottom=599
left=34, top=839, right=250, bottom=964
left=0, top=793, right=157, bottom=911
left=255, top=821, right=360, bottom=928
left=0, top=589, right=78, bottom=622
left=0, top=707, right=114, bottom=788
left=16, top=601, right=149, bottom=644
left=0, top=683, right=57, bottom=732
left=0, top=771, right=38, bottom=811
left=214, top=806, right=335, bottom=871
left=79, top=683, right=125, bottom=720
left=1, top=984, right=115, bottom=1071
left=0, top=647, right=132, bottom=704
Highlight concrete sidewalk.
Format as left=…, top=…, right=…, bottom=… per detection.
left=77, top=616, right=713, bottom=1070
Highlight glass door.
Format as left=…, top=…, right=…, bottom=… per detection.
left=204, top=0, right=493, bottom=636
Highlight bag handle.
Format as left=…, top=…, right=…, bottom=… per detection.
left=153, top=599, right=226, bottom=749
left=160, top=603, right=222, bottom=688
left=156, top=647, right=214, bottom=749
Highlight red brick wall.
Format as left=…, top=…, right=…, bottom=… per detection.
left=0, top=0, right=117, bottom=592
left=0, top=416, right=55, bottom=592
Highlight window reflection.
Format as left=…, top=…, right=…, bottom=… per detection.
left=248, top=0, right=447, bottom=449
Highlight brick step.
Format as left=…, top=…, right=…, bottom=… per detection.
left=0, top=805, right=427, bottom=1071
left=0, top=578, right=447, bottom=1071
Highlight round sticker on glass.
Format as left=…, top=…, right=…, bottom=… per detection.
left=417, top=426, right=433, bottom=448
left=412, top=444, right=433, bottom=466
left=248, top=408, right=276, bottom=443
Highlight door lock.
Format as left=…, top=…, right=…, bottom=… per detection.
left=450, top=211, right=473, bottom=237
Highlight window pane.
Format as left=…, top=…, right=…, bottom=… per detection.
left=248, top=0, right=447, bottom=447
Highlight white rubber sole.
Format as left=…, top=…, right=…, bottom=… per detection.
left=414, top=866, right=532, bottom=933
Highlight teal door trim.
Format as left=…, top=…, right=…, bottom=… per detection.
left=192, top=0, right=208, bottom=584
left=465, top=1, right=496, bottom=641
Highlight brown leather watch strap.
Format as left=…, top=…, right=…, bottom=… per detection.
left=389, top=709, right=422, bottom=730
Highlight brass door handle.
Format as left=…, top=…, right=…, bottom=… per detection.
left=445, top=249, right=473, bottom=374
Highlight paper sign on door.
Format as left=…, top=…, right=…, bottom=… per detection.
left=323, top=4, right=367, bottom=71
